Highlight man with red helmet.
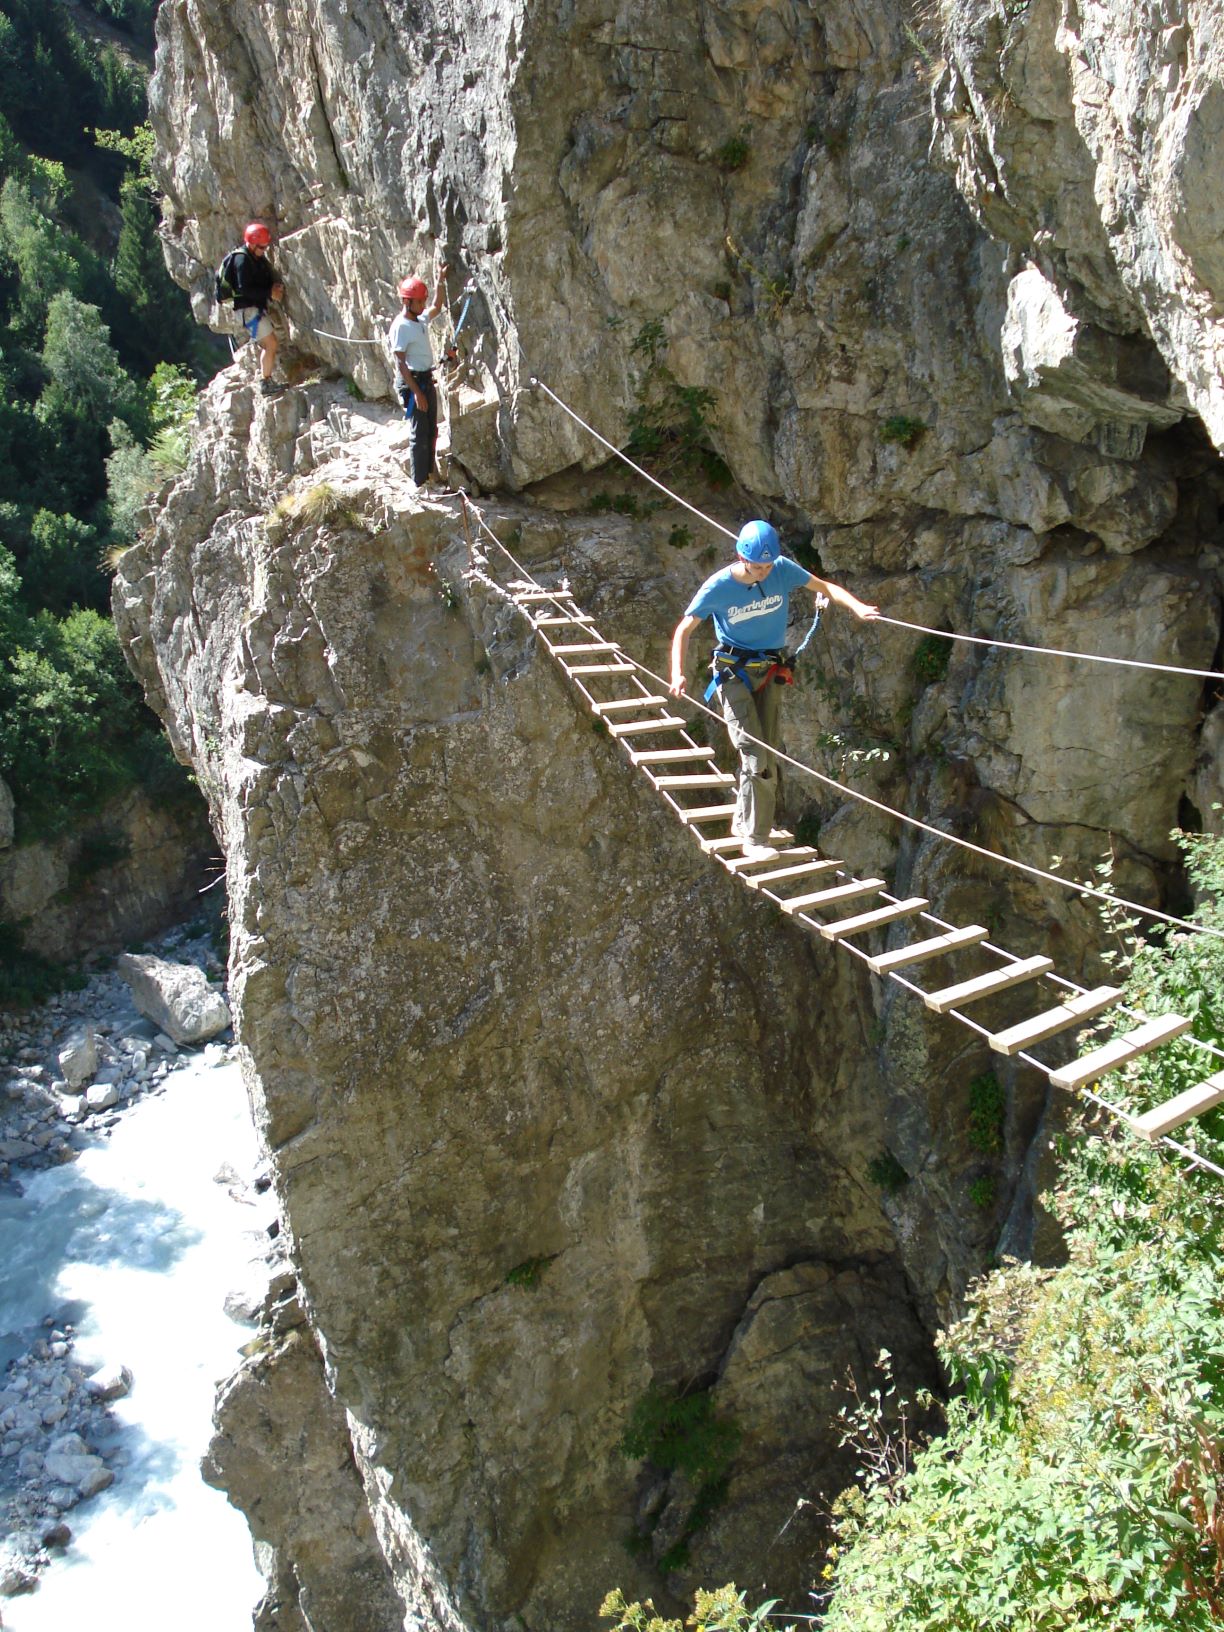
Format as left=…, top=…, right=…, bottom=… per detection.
left=388, top=261, right=449, bottom=486
left=215, top=222, right=285, bottom=397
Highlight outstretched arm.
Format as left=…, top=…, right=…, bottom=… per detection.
left=806, top=574, right=879, bottom=621
left=427, top=263, right=450, bottom=321
left=669, top=613, right=701, bottom=697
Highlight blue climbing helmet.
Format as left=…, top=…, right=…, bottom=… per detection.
left=736, top=519, right=780, bottom=564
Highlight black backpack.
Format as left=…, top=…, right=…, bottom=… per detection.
left=214, top=249, right=244, bottom=305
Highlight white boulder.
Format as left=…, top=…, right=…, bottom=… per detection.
left=115, top=954, right=231, bottom=1045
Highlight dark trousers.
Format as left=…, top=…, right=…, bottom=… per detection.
left=408, top=372, right=438, bottom=484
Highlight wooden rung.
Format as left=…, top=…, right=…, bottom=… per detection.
left=565, top=662, right=636, bottom=675
left=592, top=696, right=667, bottom=713
left=867, top=924, right=987, bottom=976
left=628, top=746, right=713, bottom=766
left=820, top=898, right=929, bottom=943
left=607, top=716, right=687, bottom=737
left=988, top=985, right=1123, bottom=1057
left=722, top=847, right=819, bottom=874
left=1049, top=1012, right=1192, bottom=1091
left=653, top=772, right=736, bottom=789
left=923, top=955, right=1053, bottom=1015
left=515, top=589, right=575, bottom=603
left=777, top=878, right=885, bottom=915
left=1129, top=1070, right=1224, bottom=1140
left=534, top=615, right=594, bottom=627
left=680, top=804, right=738, bottom=824
left=549, top=641, right=620, bottom=655
left=700, top=828, right=793, bottom=852
left=746, top=859, right=840, bottom=888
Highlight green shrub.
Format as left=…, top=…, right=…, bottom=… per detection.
left=620, top=1385, right=740, bottom=1567
left=966, top=1174, right=997, bottom=1210
left=504, top=1255, right=553, bottom=1291
left=713, top=135, right=750, bottom=173
left=879, top=415, right=926, bottom=450
left=910, top=633, right=950, bottom=686
left=867, top=1150, right=909, bottom=1193
left=967, top=1071, right=1005, bottom=1155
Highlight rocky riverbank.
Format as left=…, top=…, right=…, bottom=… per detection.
left=0, top=917, right=252, bottom=1610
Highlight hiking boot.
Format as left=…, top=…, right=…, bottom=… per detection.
left=741, top=841, right=778, bottom=864
left=259, top=379, right=286, bottom=398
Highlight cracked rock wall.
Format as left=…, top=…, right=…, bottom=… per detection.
left=128, top=0, right=1224, bottom=1625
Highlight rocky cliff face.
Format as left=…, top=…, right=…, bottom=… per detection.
left=124, top=0, right=1224, bottom=1627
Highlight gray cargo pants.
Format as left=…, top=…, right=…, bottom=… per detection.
left=720, top=674, right=783, bottom=844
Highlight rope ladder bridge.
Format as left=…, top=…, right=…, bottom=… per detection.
left=458, top=497, right=1224, bottom=1181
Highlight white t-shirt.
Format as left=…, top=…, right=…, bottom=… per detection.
left=388, top=311, right=435, bottom=376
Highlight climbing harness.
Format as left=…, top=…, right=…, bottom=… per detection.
left=703, top=645, right=792, bottom=705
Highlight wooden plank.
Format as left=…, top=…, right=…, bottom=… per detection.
left=564, top=662, right=636, bottom=675
left=1049, top=1013, right=1192, bottom=1091
left=514, top=589, right=575, bottom=603
left=1129, top=1071, right=1224, bottom=1140
left=867, top=924, right=987, bottom=976
left=746, top=859, right=840, bottom=888
left=820, top=898, right=929, bottom=943
left=652, top=773, right=736, bottom=790
left=592, top=696, right=668, bottom=713
left=606, top=716, right=687, bottom=737
left=534, top=615, right=594, bottom=627
left=987, top=985, right=1123, bottom=1057
left=678, top=804, right=737, bottom=824
left=777, top=878, right=885, bottom=915
left=700, top=828, right=793, bottom=852
left=628, top=746, right=714, bottom=766
left=549, top=641, right=620, bottom=655
left=722, top=847, right=819, bottom=874
left=923, top=955, right=1053, bottom=1015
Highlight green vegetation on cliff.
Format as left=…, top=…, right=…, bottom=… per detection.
left=817, top=832, right=1224, bottom=1630
left=0, top=0, right=205, bottom=840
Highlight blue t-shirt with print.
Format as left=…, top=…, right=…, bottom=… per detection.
left=684, top=557, right=811, bottom=652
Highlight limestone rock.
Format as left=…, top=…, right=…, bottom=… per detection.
left=56, top=1025, right=97, bottom=1091
left=115, top=954, right=230, bottom=1045
left=204, top=1329, right=406, bottom=1632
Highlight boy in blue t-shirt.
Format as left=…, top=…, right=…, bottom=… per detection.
left=669, top=520, right=878, bottom=861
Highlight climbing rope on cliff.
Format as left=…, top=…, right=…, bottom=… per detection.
left=458, top=493, right=1224, bottom=1180
left=522, top=371, right=1224, bottom=686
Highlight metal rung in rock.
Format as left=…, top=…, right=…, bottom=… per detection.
left=653, top=772, right=736, bottom=790
left=607, top=716, right=687, bottom=737
left=550, top=641, right=620, bottom=656
left=628, top=747, right=713, bottom=766
left=923, top=955, right=1053, bottom=1015
left=820, top=898, right=929, bottom=943
left=1129, top=1071, right=1224, bottom=1140
left=566, top=663, right=635, bottom=675
left=747, top=859, right=841, bottom=889
left=592, top=696, right=668, bottom=713
left=867, top=924, right=988, bottom=976
left=1049, top=1013, right=1192, bottom=1092
left=988, top=986, right=1122, bottom=1057
left=779, top=878, right=885, bottom=916
left=723, top=847, right=819, bottom=874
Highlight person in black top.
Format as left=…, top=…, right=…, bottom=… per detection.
left=216, top=222, right=285, bottom=396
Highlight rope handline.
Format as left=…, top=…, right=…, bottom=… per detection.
left=312, top=326, right=387, bottom=346
left=529, top=378, right=738, bottom=541
left=461, top=498, right=1224, bottom=946
left=459, top=496, right=1224, bottom=1178
left=876, top=614, right=1224, bottom=685
left=521, top=371, right=1224, bottom=685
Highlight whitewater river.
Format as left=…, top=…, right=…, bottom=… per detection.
left=0, top=1055, right=265, bottom=1630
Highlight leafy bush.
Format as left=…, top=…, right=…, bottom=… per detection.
left=624, top=320, right=732, bottom=488
left=967, top=1071, right=1005, bottom=1155
left=867, top=1150, right=909, bottom=1193
left=621, top=1386, right=741, bottom=1569
left=879, top=415, right=927, bottom=450
left=816, top=841, right=1224, bottom=1629
left=910, top=632, right=951, bottom=686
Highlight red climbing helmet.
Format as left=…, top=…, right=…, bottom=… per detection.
left=243, top=222, right=272, bottom=249
left=399, top=276, right=428, bottom=303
